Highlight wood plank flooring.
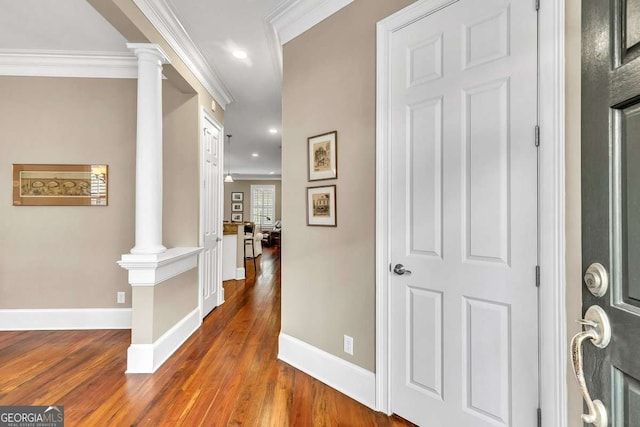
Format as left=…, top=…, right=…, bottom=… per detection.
left=0, top=248, right=415, bottom=426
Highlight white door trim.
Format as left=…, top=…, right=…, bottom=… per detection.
left=537, top=0, right=567, bottom=424
left=199, top=107, right=225, bottom=318
left=374, top=0, right=567, bottom=425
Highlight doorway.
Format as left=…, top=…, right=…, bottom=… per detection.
left=200, top=109, right=224, bottom=318
left=376, top=0, right=567, bottom=424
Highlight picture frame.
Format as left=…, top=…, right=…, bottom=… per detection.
left=12, top=164, right=108, bottom=206
left=231, top=213, right=243, bottom=222
left=307, top=185, right=337, bottom=227
left=308, top=131, right=337, bottom=181
left=231, top=202, right=243, bottom=212
left=231, top=192, right=244, bottom=202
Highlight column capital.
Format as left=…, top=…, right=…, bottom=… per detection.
left=126, top=43, right=171, bottom=64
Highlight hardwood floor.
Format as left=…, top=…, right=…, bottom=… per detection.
left=0, top=248, right=414, bottom=426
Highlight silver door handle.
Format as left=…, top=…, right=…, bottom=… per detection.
left=393, top=264, right=412, bottom=275
left=570, top=305, right=611, bottom=427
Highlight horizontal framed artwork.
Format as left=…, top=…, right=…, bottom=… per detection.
left=231, top=212, right=243, bottom=222
left=307, top=185, right=336, bottom=227
left=308, top=130, right=337, bottom=181
left=13, top=164, right=108, bottom=206
left=231, top=192, right=244, bottom=202
left=231, top=202, right=243, bottom=212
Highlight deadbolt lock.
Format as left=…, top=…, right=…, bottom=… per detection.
left=584, top=263, right=608, bottom=297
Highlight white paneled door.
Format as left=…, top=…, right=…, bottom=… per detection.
left=389, top=0, right=538, bottom=425
left=201, top=113, right=223, bottom=318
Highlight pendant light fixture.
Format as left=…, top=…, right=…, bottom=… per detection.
left=224, top=134, right=234, bottom=183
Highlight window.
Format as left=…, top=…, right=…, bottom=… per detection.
left=251, top=185, right=276, bottom=229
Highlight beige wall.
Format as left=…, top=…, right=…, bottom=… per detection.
left=0, top=77, right=136, bottom=309
left=130, top=270, right=198, bottom=343
left=131, top=287, right=153, bottom=343
left=566, top=1, right=582, bottom=425
left=223, top=180, right=282, bottom=226
left=153, top=269, right=198, bottom=340
left=154, top=81, right=201, bottom=340
left=163, top=81, right=200, bottom=247
left=281, top=0, right=415, bottom=371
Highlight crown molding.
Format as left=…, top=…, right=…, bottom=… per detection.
left=133, top=0, right=233, bottom=109
left=268, top=0, right=354, bottom=46
left=264, top=0, right=354, bottom=77
left=0, top=49, right=138, bottom=78
left=263, top=12, right=285, bottom=79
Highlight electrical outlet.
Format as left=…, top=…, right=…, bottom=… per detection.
left=344, top=335, right=353, bottom=355
left=117, top=292, right=125, bottom=304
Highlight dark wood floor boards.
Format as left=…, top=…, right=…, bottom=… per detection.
left=0, top=248, right=414, bottom=426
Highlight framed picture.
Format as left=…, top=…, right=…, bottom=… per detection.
left=307, top=185, right=336, bottom=227
left=231, top=202, right=243, bottom=212
left=231, top=213, right=243, bottom=222
left=13, top=164, right=108, bottom=206
left=308, top=130, right=337, bottom=181
left=231, top=192, right=244, bottom=202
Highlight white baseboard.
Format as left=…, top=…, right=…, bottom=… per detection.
left=236, top=267, right=245, bottom=280
left=278, top=333, right=376, bottom=409
left=218, top=287, right=225, bottom=306
left=0, top=308, right=132, bottom=330
left=126, top=307, right=200, bottom=373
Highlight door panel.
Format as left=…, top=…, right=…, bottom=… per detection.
left=463, top=297, right=511, bottom=424
left=622, top=0, right=640, bottom=63
left=463, top=78, right=510, bottom=264
left=389, top=0, right=538, bottom=425
left=612, top=368, right=640, bottom=425
left=407, top=286, right=443, bottom=398
left=462, top=8, right=509, bottom=69
left=409, top=97, right=442, bottom=258
left=582, top=0, right=640, bottom=425
left=621, top=104, right=640, bottom=303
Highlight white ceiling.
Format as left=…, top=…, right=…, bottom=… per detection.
left=167, top=0, right=284, bottom=179
left=0, top=0, right=129, bottom=52
left=0, top=0, right=285, bottom=180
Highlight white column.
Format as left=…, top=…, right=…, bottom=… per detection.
left=127, top=43, right=170, bottom=254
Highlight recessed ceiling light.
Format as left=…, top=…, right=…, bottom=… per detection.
left=232, top=50, right=248, bottom=59
left=269, top=171, right=275, bottom=175
left=252, top=153, right=259, bottom=157
left=269, top=128, right=278, bottom=134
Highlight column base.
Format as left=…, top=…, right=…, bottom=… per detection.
left=130, top=244, right=167, bottom=255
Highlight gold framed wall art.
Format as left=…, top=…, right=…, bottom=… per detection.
left=13, top=164, right=108, bottom=206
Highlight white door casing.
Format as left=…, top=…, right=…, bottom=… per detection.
left=377, top=0, right=542, bottom=425
left=200, top=109, right=224, bottom=318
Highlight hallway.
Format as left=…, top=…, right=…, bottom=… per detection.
left=0, top=248, right=413, bottom=426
